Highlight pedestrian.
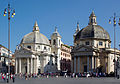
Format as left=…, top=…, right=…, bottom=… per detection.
left=2, top=74, right=4, bottom=81
left=0, top=73, right=2, bottom=77
left=72, top=73, right=75, bottom=78
left=28, top=73, right=31, bottom=80
left=64, top=73, right=67, bottom=78
left=6, top=73, right=9, bottom=83
left=11, top=74, right=13, bottom=80
left=3, top=74, right=5, bottom=81
left=12, top=74, right=15, bottom=83
left=19, top=73, right=21, bottom=78
left=25, top=73, right=27, bottom=80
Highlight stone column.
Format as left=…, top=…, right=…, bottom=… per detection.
left=87, top=56, right=89, bottom=72
left=19, top=58, right=21, bottom=73
left=77, top=57, right=80, bottom=73
left=105, top=57, right=108, bottom=73
left=27, top=58, right=29, bottom=74
left=80, top=57, right=82, bottom=73
left=72, top=57, right=74, bottom=72
left=71, top=57, right=73, bottom=72
left=33, top=58, right=36, bottom=73
left=31, top=58, right=33, bottom=74
left=33, top=58, right=34, bottom=73
left=74, top=57, right=76, bottom=73
left=91, top=56, right=94, bottom=72
left=36, top=57, right=38, bottom=74
left=94, top=57, right=96, bottom=69
left=15, top=58, right=18, bottom=74
left=79, top=57, right=81, bottom=73
left=76, top=57, right=78, bottom=73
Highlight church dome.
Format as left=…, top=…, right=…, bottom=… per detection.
left=21, top=21, right=50, bottom=45
left=75, top=25, right=110, bottom=41
left=75, top=12, right=110, bottom=41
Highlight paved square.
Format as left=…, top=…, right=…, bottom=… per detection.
left=0, top=77, right=120, bottom=84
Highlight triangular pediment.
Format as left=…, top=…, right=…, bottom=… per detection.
left=75, top=45, right=93, bottom=52
left=15, top=47, right=33, bottom=55
left=14, top=47, right=35, bottom=58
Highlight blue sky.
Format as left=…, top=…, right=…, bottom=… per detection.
left=0, top=0, right=120, bottom=52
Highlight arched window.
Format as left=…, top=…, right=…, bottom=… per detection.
left=105, top=43, right=106, bottom=48
left=91, top=19, right=93, bottom=23
left=53, top=39, right=56, bottom=45
left=44, top=46, right=46, bottom=50
left=48, top=62, right=50, bottom=65
left=94, top=19, right=95, bottom=23
left=48, top=48, right=50, bottom=51
left=27, top=46, right=31, bottom=49
left=59, top=40, right=60, bottom=46
left=38, top=46, right=40, bottom=49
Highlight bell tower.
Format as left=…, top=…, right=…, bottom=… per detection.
left=51, top=27, right=61, bottom=71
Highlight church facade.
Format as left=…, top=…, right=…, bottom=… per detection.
left=14, top=22, right=71, bottom=74
left=71, top=12, right=120, bottom=74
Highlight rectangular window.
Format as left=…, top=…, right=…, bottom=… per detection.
left=85, top=41, right=89, bottom=45
left=99, top=41, right=103, bottom=46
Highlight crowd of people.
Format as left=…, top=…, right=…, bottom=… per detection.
left=0, top=72, right=112, bottom=83
left=0, top=73, right=15, bottom=83
left=16, top=72, right=108, bottom=79
left=69, top=72, right=107, bottom=78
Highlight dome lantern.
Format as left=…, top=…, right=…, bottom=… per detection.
left=33, top=21, right=39, bottom=32
left=88, top=11, right=97, bottom=25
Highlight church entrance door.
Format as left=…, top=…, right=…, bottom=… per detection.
left=84, top=65, right=87, bottom=72
left=25, top=66, right=27, bottom=73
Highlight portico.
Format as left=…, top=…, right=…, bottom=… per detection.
left=15, top=57, right=35, bottom=74
left=72, top=54, right=97, bottom=73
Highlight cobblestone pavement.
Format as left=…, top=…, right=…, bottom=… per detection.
left=0, top=77, right=120, bottom=84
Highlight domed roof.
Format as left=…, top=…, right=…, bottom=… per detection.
left=75, top=12, right=110, bottom=41
left=21, top=21, right=50, bottom=45
left=75, top=25, right=110, bottom=41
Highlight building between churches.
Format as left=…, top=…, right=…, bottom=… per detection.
left=0, top=44, right=15, bottom=73
left=14, top=22, right=71, bottom=74
left=71, top=12, right=120, bottom=74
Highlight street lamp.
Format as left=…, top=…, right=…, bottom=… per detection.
left=119, top=43, right=120, bottom=50
left=3, top=3, right=15, bottom=82
left=109, top=13, right=120, bottom=78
